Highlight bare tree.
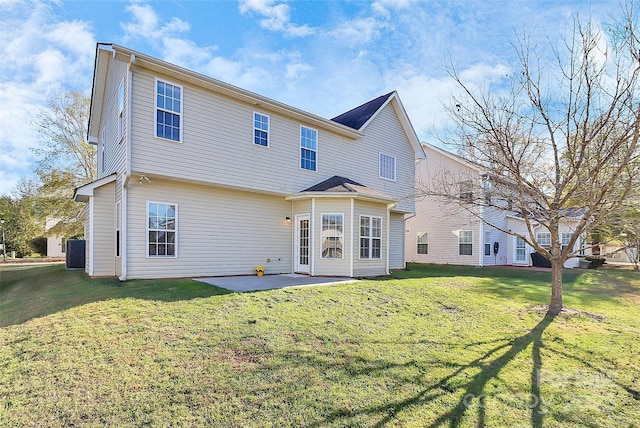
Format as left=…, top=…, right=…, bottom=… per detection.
left=428, top=5, right=640, bottom=314
left=30, top=91, right=95, bottom=238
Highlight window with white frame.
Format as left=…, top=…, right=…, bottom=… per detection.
left=155, top=80, right=181, bottom=142
left=300, top=126, right=317, bottom=171
left=253, top=112, right=269, bottom=147
left=484, top=230, right=492, bottom=256
left=379, top=153, right=396, bottom=181
left=561, top=233, right=573, bottom=253
left=321, top=214, right=343, bottom=258
left=536, top=232, right=551, bottom=249
left=118, top=79, right=125, bottom=143
left=360, top=216, right=382, bottom=259
left=417, top=232, right=429, bottom=254
left=147, top=202, right=177, bottom=257
left=459, top=180, right=473, bottom=202
left=459, top=230, right=473, bottom=255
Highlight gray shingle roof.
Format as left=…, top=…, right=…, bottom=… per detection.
left=331, top=92, right=394, bottom=130
left=301, top=176, right=394, bottom=201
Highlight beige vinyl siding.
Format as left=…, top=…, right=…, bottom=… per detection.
left=126, top=178, right=292, bottom=279
left=406, top=145, right=482, bottom=266
left=99, top=60, right=128, bottom=179
left=130, top=71, right=416, bottom=212
left=353, top=200, right=387, bottom=276
left=389, top=212, right=405, bottom=269
left=313, top=199, right=351, bottom=277
left=92, top=182, right=116, bottom=276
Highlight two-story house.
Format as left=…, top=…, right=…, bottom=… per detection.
left=406, top=143, right=585, bottom=268
left=74, top=43, right=424, bottom=280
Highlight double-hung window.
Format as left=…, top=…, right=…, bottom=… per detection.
left=360, top=216, right=382, bottom=259
left=118, top=79, right=125, bottom=143
left=417, top=232, right=429, bottom=254
left=536, top=232, right=551, bottom=249
left=484, top=231, right=492, bottom=256
left=254, top=112, right=269, bottom=146
left=459, top=230, right=473, bottom=255
left=379, top=153, right=396, bottom=181
left=459, top=180, right=473, bottom=202
left=561, top=233, right=573, bottom=253
left=300, top=126, right=317, bottom=171
left=156, top=80, right=181, bottom=142
left=321, top=214, right=343, bottom=258
left=148, top=202, right=177, bottom=257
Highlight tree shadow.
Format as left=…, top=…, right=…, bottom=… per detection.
left=0, top=264, right=231, bottom=327
left=308, top=311, right=557, bottom=427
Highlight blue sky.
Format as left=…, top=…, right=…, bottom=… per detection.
left=0, top=0, right=619, bottom=195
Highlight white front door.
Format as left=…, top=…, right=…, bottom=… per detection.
left=295, top=214, right=310, bottom=274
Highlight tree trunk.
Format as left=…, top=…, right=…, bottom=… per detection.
left=548, top=260, right=563, bottom=315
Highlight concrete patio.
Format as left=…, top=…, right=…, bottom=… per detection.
left=194, top=273, right=359, bottom=292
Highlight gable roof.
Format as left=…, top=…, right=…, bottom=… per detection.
left=331, top=92, right=394, bottom=130
left=290, top=175, right=395, bottom=203
left=73, top=174, right=117, bottom=202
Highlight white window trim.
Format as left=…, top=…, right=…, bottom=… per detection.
left=154, top=78, right=183, bottom=143
left=536, top=232, right=551, bottom=248
left=118, top=78, right=125, bottom=144
left=379, top=152, right=396, bottom=182
left=484, top=230, right=492, bottom=256
left=514, top=236, right=527, bottom=263
left=360, top=215, right=383, bottom=260
left=417, top=232, right=429, bottom=255
left=253, top=111, right=270, bottom=148
left=320, top=213, right=344, bottom=260
left=459, top=230, right=473, bottom=256
left=561, top=232, right=573, bottom=252
left=300, top=125, right=318, bottom=172
left=146, top=201, right=178, bottom=259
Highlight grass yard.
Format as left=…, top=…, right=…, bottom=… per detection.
left=0, top=263, right=638, bottom=427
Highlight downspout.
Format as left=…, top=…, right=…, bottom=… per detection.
left=311, top=197, right=316, bottom=276
left=119, top=54, right=134, bottom=281
left=350, top=198, right=354, bottom=277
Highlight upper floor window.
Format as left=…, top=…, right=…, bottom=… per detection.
left=254, top=112, right=269, bottom=147
left=379, top=153, right=396, bottom=181
left=417, top=232, right=429, bottom=254
left=118, top=79, right=125, bottom=143
left=300, top=126, right=317, bottom=171
left=459, top=230, right=473, bottom=255
left=459, top=180, right=473, bottom=203
left=360, top=215, right=382, bottom=259
left=321, top=214, right=343, bottom=258
left=156, top=80, right=181, bottom=142
left=148, top=202, right=177, bottom=257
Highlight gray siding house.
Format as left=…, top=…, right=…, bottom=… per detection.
left=74, top=43, right=424, bottom=279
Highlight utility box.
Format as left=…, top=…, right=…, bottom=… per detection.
left=66, top=239, right=86, bottom=270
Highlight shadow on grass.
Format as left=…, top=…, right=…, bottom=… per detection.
left=306, top=312, right=557, bottom=428
left=0, top=263, right=231, bottom=327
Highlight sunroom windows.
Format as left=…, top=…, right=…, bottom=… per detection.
left=360, top=216, right=382, bottom=259
left=321, top=214, right=343, bottom=258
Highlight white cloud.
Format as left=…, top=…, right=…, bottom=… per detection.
left=122, top=3, right=190, bottom=40
left=238, top=0, right=314, bottom=37
left=328, top=17, right=386, bottom=46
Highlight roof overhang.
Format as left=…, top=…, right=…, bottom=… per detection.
left=286, top=191, right=396, bottom=205
left=105, top=44, right=363, bottom=141
left=73, top=174, right=117, bottom=202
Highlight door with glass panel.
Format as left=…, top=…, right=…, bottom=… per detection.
left=515, top=237, right=527, bottom=263
left=295, top=214, right=310, bottom=274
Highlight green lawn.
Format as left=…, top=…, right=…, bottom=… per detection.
left=0, top=263, right=638, bottom=427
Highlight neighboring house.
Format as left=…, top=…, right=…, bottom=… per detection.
left=74, top=43, right=424, bottom=279
left=406, top=143, right=585, bottom=268
left=45, top=217, right=66, bottom=258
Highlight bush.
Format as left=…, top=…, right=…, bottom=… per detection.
left=585, top=256, right=606, bottom=269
